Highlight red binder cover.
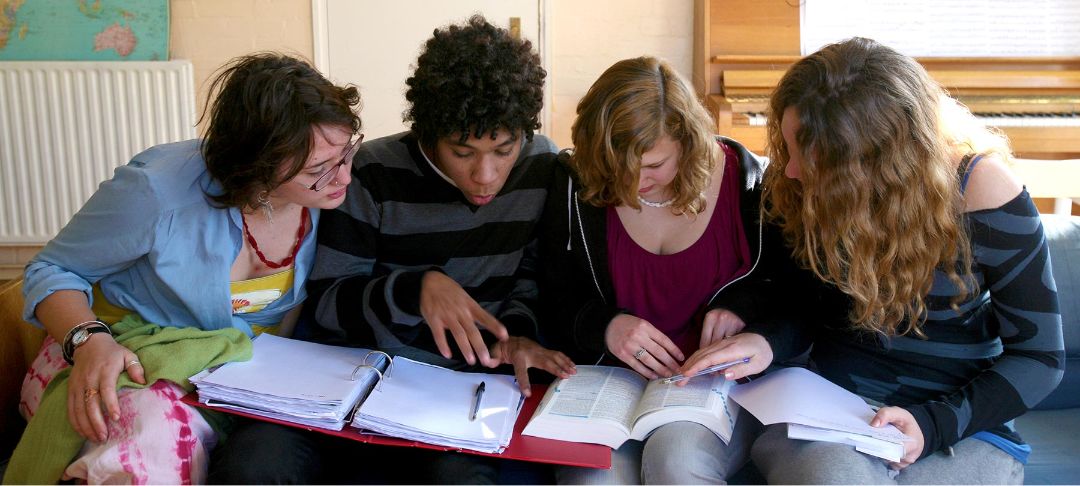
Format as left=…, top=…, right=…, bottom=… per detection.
left=181, top=384, right=610, bottom=469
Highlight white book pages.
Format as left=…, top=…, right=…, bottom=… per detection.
left=787, top=423, right=904, bottom=462
left=189, top=334, right=386, bottom=430
left=352, top=357, right=522, bottom=453
left=191, top=333, right=381, bottom=401
left=729, top=367, right=909, bottom=444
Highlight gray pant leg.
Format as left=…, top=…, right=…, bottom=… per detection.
left=896, top=436, right=1024, bottom=485
left=641, top=415, right=763, bottom=484
left=556, top=439, right=643, bottom=485
left=752, top=423, right=894, bottom=484
left=753, top=423, right=1026, bottom=485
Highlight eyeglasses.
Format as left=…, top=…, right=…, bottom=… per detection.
left=306, top=133, right=364, bottom=192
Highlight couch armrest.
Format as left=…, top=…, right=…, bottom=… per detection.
left=1035, top=215, right=1080, bottom=410
left=0, top=279, right=46, bottom=454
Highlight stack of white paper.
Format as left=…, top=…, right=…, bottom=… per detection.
left=351, top=357, right=523, bottom=453
left=189, top=334, right=387, bottom=430
left=728, top=367, right=910, bottom=462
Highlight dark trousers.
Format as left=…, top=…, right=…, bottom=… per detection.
left=207, top=419, right=504, bottom=484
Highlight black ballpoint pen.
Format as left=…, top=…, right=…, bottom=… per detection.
left=470, top=381, right=486, bottom=421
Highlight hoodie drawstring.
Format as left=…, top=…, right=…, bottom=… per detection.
left=566, top=174, right=573, bottom=251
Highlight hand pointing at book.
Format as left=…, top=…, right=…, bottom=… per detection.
left=490, top=336, right=576, bottom=397
left=420, top=271, right=509, bottom=368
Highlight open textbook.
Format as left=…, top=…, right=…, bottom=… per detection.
left=522, top=365, right=739, bottom=449
left=728, top=366, right=911, bottom=462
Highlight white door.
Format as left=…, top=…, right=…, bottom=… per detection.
left=314, top=0, right=546, bottom=140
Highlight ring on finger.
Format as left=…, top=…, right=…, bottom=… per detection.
left=633, top=348, right=646, bottom=360
left=83, top=388, right=99, bottom=403
left=126, top=359, right=141, bottom=368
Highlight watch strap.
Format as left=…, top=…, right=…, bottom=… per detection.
left=62, top=320, right=112, bottom=365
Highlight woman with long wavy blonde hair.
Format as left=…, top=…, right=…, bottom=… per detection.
left=679, top=38, right=1063, bottom=484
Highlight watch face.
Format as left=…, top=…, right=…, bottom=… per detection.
left=72, top=328, right=91, bottom=346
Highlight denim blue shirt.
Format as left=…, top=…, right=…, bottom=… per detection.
left=23, top=139, right=318, bottom=335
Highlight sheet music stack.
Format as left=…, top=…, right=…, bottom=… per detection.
left=352, top=357, right=524, bottom=454
left=189, top=333, right=388, bottom=430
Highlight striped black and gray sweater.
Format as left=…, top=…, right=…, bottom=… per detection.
left=308, top=131, right=558, bottom=368
left=718, top=189, right=1065, bottom=459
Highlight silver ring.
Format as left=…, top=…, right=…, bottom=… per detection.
left=633, top=348, right=646, bottom=360
left=126, top=359, right=141, bottom=368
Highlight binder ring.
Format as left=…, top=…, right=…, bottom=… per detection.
left=364, top=350, right=394, bottom=379
left=351, top=364, right=385, bottom=391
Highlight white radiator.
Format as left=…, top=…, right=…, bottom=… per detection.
left=0, top=60, right=196, bottom=243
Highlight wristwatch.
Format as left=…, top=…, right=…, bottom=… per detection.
left=71, top=325, right=110, bottom=349
left=63, top=323, right=112, bottom=364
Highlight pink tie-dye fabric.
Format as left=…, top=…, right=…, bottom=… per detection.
left=20, top=338, right=216, bottom=484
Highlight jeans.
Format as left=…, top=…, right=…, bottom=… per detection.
left=556, top=415, right=762, bottom=485
left=751, top=423, right=1025, bottom=485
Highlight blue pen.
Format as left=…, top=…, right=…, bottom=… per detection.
left=470, top=381, right=485, bottom=421
left=660, top=357, right=750, bottom=384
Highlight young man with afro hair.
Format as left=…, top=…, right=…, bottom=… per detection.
left=209, top=15, right=576, bottom=484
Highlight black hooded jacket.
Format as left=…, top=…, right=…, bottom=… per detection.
left=537, top=137, right=805, bottom=364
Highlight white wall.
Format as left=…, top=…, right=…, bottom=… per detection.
left=320, top=1, right=541, bottom=140
left=307, top=0, right=694, bottom=148
left=548, top=0, right=694, bottom=148
left=171, top=0, right=314, bottom=134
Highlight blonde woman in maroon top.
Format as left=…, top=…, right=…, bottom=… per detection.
left=539, top=56, right=769, bottom=484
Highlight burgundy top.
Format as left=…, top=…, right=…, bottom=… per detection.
left=606, top=145, right=752, bottom=356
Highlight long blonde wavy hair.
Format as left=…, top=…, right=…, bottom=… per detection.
left=764, top=38, right=1009, bottom=337
left=570, top=56, right=720, bottom=214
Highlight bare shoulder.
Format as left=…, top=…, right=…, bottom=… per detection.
left=962, top=154, right=1024, bottom=212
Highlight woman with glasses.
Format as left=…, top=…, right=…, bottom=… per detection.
left=10, top=52, right=361, bottom=484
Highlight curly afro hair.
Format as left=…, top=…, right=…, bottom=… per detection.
left=405, top=15, right=545, bottom=146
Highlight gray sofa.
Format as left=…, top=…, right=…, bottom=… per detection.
left=1015, top=214, right=1080, bottom=485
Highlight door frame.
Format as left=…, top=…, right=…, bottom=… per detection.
left=310, top=0, right=553, bottom=138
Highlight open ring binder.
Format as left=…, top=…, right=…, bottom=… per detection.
left=186, top=334, right=612, bottom=467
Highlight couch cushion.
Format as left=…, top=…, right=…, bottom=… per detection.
left=1015, top=408, right=1080, bottom=484
left=1036, top=214, right=1080, bottom=410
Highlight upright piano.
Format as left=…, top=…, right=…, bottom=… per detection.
left=706, top=55, right=1080, bottom=161
left=691, top=0, right=1079, bottom=213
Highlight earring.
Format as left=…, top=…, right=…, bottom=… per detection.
left=257, top=191, right=274, bottom=224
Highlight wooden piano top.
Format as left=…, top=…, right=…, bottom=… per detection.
left=706, top=55, right=1080, bottom=159
left=712, top=54, right=1080, bottom=96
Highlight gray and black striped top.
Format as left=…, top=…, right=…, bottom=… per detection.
left=809, top=189, right=1064, bottom=458
left=307, top=131, right=558, bottom=368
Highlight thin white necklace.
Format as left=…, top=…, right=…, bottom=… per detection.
left=637, top=195, right=674, bottom=208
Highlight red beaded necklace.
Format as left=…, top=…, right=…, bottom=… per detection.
left=241, top=208, right=309, bottom=269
